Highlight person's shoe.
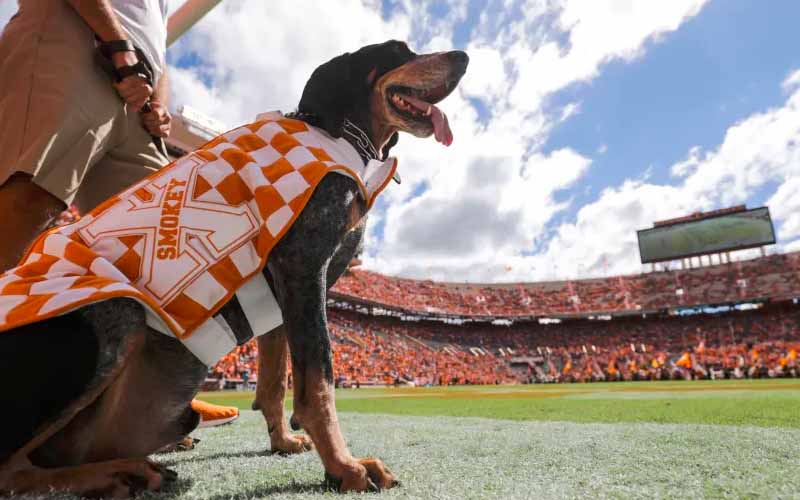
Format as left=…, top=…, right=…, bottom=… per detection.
left=192, top=399, right=239, bottom=428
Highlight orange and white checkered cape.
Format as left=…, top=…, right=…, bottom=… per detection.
left=0, top=113, right=397, bottom=365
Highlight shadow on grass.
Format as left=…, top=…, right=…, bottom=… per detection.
left=209, top=482, right=328, bottom=499
left=157, top=478, right=328, bottom=499
left=158, top=448, right=273, bottom=467
left=147, top=477, right=195, bottom=499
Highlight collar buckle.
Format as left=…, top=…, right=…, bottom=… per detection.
left=342, top=119, right=380, bottom=162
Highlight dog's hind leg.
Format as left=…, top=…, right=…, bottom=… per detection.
left=5, top=458, right=176, bottom=498
left=48, top=327, right=207, bottom=463
left=0, top=299, right=176, bottom=497
left=253, top=326, right=313, bottom=455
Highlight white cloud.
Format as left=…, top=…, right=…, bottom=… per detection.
left=378, top=147, right=590, bottom=261
left=535, top=84, right=800, bottom=280
left=679, top=90, right=800, bottom=206
left=559, top=102, right=581, bottom=122
left=783, top=68, right=800, bottom=93
left=768, top=176, right=800, bottom=242
left=458, top=46, right=507, bottom=102
left=670, top=146, right=702, bottom=178
left=560, top=0, right=706, bottom=62
left=0, top=2, right=18, bottom=30
left=783, top=238, right=800, bottom=253
left=502, top=0, right=708, bottom=113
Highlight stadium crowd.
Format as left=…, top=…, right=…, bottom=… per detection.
left=210, top=303, right=799, bottom=387
left=329, top=252, right=800, bottom=317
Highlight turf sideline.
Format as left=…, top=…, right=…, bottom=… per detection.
left=11, top=411, right=799, bottom=499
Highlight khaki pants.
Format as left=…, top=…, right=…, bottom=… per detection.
left=0, top=0, right=168, bottom=213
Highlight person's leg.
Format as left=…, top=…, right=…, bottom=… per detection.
left=73, top=109, right=169, bottom=215
left=0, top=174, right=65, bottom=270
left=0, top=1, right=122, bottom=271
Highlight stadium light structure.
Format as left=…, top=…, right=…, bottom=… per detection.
left=167, top=0, right=222, bottom=47
left=162, top=0, right=224, bottom=158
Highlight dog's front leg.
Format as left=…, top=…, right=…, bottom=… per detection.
left=280, top=280, right=397, bottom=493
left=266, top=174, right=396, bottom=492
left=253, top=327, right=313, bottom=454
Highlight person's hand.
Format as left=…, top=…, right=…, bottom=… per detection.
left=111, top=51, right=153, bottom=112
left=141, top=101, right=172, bottom=138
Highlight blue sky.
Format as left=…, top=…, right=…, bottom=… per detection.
left=545, top=0, right=800, bottom=226
left=2, top=0, right=798, bottom=282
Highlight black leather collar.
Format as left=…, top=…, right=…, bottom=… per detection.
left=285, top=112, right=401, bottom=184
left=342, top=119, right=380, bottom=164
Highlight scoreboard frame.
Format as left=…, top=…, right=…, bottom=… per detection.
left=637, top=206, right=776, bottom=264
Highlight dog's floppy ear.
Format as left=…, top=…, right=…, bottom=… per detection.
left=381, top=132, right=399, bottom=159
left=298, top=53, right=359, bottom=138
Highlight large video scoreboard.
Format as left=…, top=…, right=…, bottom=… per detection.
left=637, top=207, right=776, bottom=264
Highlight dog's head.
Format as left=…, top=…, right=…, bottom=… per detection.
left=297, top=40, right=468, bottom=157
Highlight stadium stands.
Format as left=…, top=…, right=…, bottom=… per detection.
left=210, top=251, right=800, bottom=388
left=212, top=304, right=798, bottom=387
left=329, top=252, right=800, bottom=317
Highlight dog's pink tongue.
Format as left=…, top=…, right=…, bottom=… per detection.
left=402, top=94, right=453, bottom=146
left=430, top=106, right=453, bottom=146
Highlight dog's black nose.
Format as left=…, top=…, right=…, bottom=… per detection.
left=448, top=51, right=469, bottom=66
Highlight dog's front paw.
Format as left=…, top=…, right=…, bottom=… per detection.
left=325, top=458, right=398, bottom=493
left=359, top=458, right=399, bottom=491
left=270, top=433, right=313, bottom=455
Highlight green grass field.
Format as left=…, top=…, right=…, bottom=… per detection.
left=201, top=379, right=800, bottom=429
left=13, top=379, right=800, bottom=499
